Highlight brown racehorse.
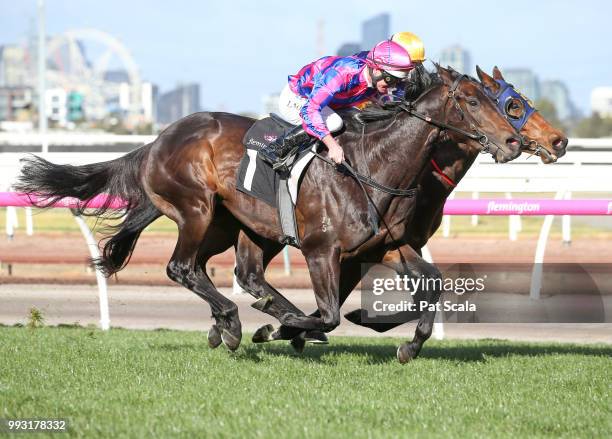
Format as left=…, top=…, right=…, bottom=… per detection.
left=234, top=66, right=568, bottom=355
left=343, top=66, right=568, bottom=332
left=15, top=66, right=522, bottom=363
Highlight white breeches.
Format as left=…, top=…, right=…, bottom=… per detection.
left=277, top=84, right=343, bottom=134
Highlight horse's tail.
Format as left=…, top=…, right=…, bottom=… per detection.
left=15, top=145, right=162, bottom=276
left=15, top=146, right=151, bottom=217
left=95, top=196, right=161, bottom=276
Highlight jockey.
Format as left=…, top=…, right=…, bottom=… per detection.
left=268, top=40, right=414, bottom=168
left=389, top=32, right=426, bottom=100
left=391, top=32, right=425, bottom=66
left=354, top=32, right=426, bottom=101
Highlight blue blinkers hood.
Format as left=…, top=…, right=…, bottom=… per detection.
left=484, top=78, right=536, bottom=131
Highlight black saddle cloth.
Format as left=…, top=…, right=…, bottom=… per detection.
left=242, top=113, right=296, bottom=153
left=237, top=115, right=304, bottom=207
left=236, top=109, right=363, bottom=207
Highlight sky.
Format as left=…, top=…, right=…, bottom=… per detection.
left=1, top=0, right=610, bottom=115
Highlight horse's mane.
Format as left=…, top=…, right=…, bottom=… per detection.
left=356, top=64, right=442, bottom=124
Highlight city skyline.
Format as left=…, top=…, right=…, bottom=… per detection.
left=0, top=0, right=610, bottom=116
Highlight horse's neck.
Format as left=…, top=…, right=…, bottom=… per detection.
left=433, top=140, right=479, bottom=187
left=365, top=92, right=447, bottom=201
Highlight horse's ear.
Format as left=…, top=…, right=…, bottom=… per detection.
left=436, top=64, right=454, bottom=83
left=476, top=65, right=498, bottom=91
left=492, top=65, right=504, bottom=80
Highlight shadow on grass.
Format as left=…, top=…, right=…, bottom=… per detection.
left=419, top=341, right=612, bottom=362
left=5, top=326, right=609, bottom=364
left=142, top=330, right=612, bottom=365
left=228, top=339, right=612, bottom=365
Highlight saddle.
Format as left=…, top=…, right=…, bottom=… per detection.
left=237, top=114, right=318, bottom=247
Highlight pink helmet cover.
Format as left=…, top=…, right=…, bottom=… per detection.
left=367, top=40, right=414, bottom=73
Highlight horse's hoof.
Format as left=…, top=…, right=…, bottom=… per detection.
left=304, top=330, right=329, bottom=344
left=221, top=329, right=242, bottom=352
left=251, top=295, right=274, bottom=312
left=207, top=325, right=222, bottom=349
left=252, top=324, right=275, bottom=344
left=290, top=332, right=306, bottom=353
left=343, top=309, right=364, bottom=325
left=396, top=343, right=418, bottom=364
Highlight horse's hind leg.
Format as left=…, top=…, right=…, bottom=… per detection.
left=166, top=210, right=242, bottom=351
left=234, top=232, right=319, bottom=347
left=196, top=207, right=242, bottom=349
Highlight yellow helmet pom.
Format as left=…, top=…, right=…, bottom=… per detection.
left=391, top=32, right=425, bottom=63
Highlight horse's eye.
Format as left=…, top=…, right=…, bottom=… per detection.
left=467, top=99, right=479, bottom=107
left=505, top=98, right=525, bottom=119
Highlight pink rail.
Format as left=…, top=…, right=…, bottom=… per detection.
left=2, top=192, right=612, bottom=216
left=0, top=192, right=126, bottom=209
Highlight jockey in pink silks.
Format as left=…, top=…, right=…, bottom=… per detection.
left=267, top=40, right=414, bottom=167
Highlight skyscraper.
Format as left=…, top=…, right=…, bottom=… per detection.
left=439, top=45, right=472, bottom=75
left=501, top=69, right=540, bottom=102
left=157, top=83, right=200, bottom=125
left=361, top=13, right=390, bottom=50
left=336, top=42, right=362, bottom=57
left=540, top=80, right=576, bottom=120
left=0, top=45, right=29, bottom=87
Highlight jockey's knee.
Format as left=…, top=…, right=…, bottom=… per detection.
left=326, top=114, right=343, bottom=133
left=322, top=109, right=343, bottom=133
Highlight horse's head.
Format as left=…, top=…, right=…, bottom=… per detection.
left=477, top=66, right=568, bottom=163
left=435, top=66, right=522, bottom=163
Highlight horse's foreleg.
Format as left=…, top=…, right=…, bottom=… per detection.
left=268, top=259, right=364, bottom=343
left=344, top=245, right=423, bottom=332
left=393, top=249, right=442, bottom=363
left=234, top=232, right=327, bottom=347
left=274, top=247, right=342, bottom=333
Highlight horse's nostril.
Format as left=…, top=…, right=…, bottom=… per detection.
left=553, top=137, right=568, bottom=150
left=506, top=137, right=521, bottom=148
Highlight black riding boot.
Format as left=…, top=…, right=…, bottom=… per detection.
left=260, top=126, right=313, bottom=172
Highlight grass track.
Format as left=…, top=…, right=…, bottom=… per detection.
left=0, top=327, right=610, bottom=438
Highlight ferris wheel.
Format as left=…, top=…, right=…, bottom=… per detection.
left=46, top=28, right=142, bottom=121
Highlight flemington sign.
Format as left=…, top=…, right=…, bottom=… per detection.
left=442, top=199, right=612, bottom=216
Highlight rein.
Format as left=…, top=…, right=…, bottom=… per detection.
left=312, top=151, right=419, bottom=197
left=398, top=74, right=502, bottom=156
left=399, top=102, right=490, bottom=147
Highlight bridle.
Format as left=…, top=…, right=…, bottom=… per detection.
left=482, top=78, right=554, bottom=161
left=397, top=74, right=506, bottom=158
left=312, top=73, right=513, bottom=232
left=319, top=73, right=511, bottom=200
